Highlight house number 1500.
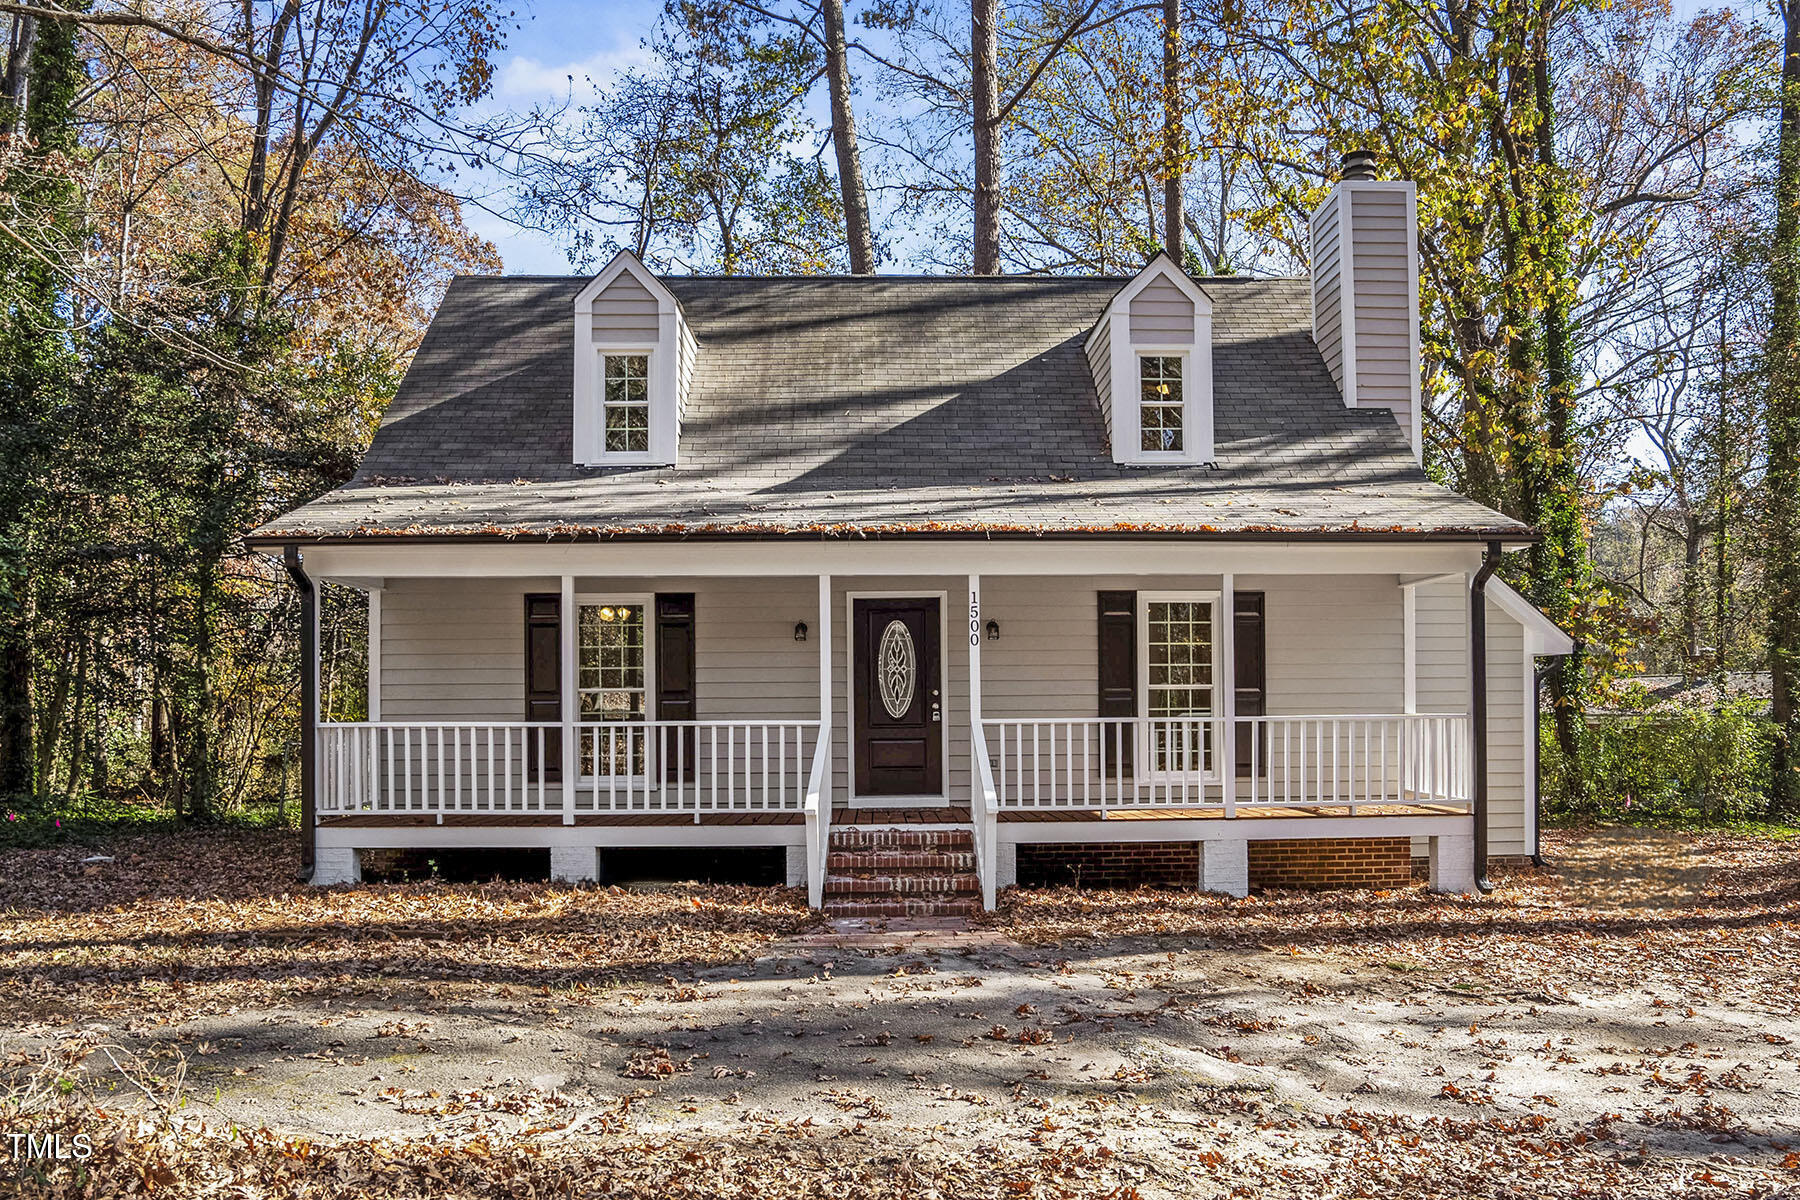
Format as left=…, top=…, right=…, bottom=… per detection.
left=969, top=590, right=981, bottom=647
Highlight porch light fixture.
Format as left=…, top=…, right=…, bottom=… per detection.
left=597, top=606, right=617, bottom=622
left=986, top=620, right=1000, bottom=641
left=794, top=621, right=808, bottom=642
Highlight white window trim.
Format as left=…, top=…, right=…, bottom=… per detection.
left=1136, top=589, right=1224, bottom=783
left=844, top=589, right=952, bottom=808
left=1084, top=254, right=1215, bottom=465
left=573, top=591, right=656, bottom=784
left=593, top=347, right=658, bottom=464
left=1132, top=346, right=1195, bottom=460
left=572, top=249, right=683, bottom=467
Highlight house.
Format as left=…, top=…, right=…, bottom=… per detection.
left=248, top=154, right=1574, bottom=916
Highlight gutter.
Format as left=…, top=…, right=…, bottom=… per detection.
left=283, top=546, right=317, bottom=882
left=1470, top=540, right=1503, bottom=893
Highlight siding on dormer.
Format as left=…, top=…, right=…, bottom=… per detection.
left=1127, top=276, right=1196, bottom=340
left=589, top=271, right=660, bottom=342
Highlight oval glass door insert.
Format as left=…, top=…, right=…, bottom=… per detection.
left=878, top=619, right=917, bottom=719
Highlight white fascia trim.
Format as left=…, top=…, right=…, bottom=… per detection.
left=572, top=249, right=685, bottom=467
left=1485, top=577, right=1575, bottom=657
left=1099, top=256, right=1215, bottom=465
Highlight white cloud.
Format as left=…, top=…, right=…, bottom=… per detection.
left=495, top=41, right=652, bottom=104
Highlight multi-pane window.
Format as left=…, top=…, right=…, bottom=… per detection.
left=1139, top=355, right=1184, bottom=453
left=1145, top=599, right=1213, bottom=773
left=579, top=602, right=646, bottom=775
left=603, top=354, right=650, bottom=454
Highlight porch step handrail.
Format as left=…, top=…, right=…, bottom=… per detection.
left=978, top=713, right=1471, bottom=813
left=316, top=719, right=821, bottom=822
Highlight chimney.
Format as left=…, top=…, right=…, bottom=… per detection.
left=1309, top=150, right=1422, bottom=460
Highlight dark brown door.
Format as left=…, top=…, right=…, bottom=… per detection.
left=524, top=594, right=561, bottom=781
left=853, top=597, right=942, bottom=797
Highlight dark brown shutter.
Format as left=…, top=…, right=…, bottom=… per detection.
left=1233, top=591, right=1266, bottom=775
left=655, top=594, right=696, bottom=777
left=1098, top=590, right=1136, bottom=772
left=524, top=593, right=561, bottom=781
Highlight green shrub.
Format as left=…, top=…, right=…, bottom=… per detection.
left=1542, top=703, right=1777, bottom=822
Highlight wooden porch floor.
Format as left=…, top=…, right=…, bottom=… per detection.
left=317, top=801, right=1464, bottom=829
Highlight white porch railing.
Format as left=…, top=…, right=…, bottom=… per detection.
left=316, top=720, right=820, bottom=821
left=979, top=714, right=1471, bottom=813
left=574, top=720, right=820, bottom=818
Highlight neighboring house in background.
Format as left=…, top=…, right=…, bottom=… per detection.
left=249, top=154, right=1573, bottom=916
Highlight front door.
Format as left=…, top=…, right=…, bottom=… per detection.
left=853, top=597, right=942, bottom=798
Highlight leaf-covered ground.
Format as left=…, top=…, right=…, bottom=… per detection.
left=2, top=826, right=1798, bottom=1198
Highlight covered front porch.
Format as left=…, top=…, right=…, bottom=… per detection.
left=294, top=538, right=1512, bottom=908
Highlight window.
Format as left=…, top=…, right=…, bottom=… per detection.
left=1143, top=596, right=1216, bottom=775
left=1139, top=355, right=1184, bottom=453
left=602, top=354, right=650, bottom=454
left=579, top=601, right=647, bottom=775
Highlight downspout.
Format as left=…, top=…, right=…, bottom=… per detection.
left=283, top=546, right=317, bottom=881
left=1470, top=540, right=1502, bottom=894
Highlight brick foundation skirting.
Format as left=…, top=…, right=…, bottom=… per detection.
left=1017, top=842, right=1199, bottom=889
left=1248, top=837, right=1411, bottom=889
left=1018, top=837, right=1415, bottom=891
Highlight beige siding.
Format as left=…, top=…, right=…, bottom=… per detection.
left=589, top=271, right=660, bottom=342
left=1086, top=315, right=1113, bottom=437
left=1310, top=197, right=1345, bottom=391
left=375, top=573, right=1530, bottom=845
left=1127, top=277, right=1196, bottom=340
left=1349, top=187, right=1414, bottom=426
left=1407, top=579, right=1531, bottom=856
left=380, top=577, right=548, bottom=719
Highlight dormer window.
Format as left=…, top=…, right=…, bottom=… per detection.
left=1138, top=354, right=1185, bottom=453
left=572, top=249, right=691, bottom=466
left=603, top=354, right=651, bottom=453
left=1083, top=254, right=1213, bottom=465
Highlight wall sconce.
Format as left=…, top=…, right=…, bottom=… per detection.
left=794, top=621, right=808, bottom=642
left=985, top=619, right=1000, bottom=642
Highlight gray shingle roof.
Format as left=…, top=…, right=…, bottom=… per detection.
left=253, top=273, right=1529, bottom=541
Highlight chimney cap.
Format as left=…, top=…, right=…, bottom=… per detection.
left=1339, top=149, right=1378, bottom=181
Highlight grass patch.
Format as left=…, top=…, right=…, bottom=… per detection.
left=0, top=794, right=295, bottom=850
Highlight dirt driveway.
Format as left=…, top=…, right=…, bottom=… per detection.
left=3, top=825, right=1798, bottom=1197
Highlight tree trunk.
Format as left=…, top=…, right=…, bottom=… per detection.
left=971, top=0, right=1001, bottom=273
left=1768, top=0, right=1800, bottom=815
left=1160, top=0, right=1182, bottom=259
left=1525, top=0, right=1588, bottom=796
left=821, top=0, right=875, bottom=273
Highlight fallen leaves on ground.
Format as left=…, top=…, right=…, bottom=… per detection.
left=0, top=831, right=815, bottom=1025
left=983, top=827, right=1800, bottom=1008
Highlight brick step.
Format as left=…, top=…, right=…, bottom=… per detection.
left=829, top=828, right=972, bottom=851
left=823, top=898, right=982, bottom=919
left=826, top=851, right=975, bottom=873
left=824, top=872, right=980, bottom=897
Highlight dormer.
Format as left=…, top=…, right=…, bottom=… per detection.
left=1083, top=254, right=1214, bottom=465
left=572, top=250, right=693, bottom=466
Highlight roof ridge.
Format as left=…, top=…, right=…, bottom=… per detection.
left=449, top=272, right=1310, bottom=284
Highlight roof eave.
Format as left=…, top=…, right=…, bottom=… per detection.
left=246, top=523, right=1539, bottom=550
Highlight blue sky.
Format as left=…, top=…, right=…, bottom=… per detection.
left=462, top=0, right=666, bottom=274
left=468, top=0, right=1750, bottom=275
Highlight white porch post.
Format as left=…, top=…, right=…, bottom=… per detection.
left=366, top=588, right=381, bottom=721
left=969, top=575, right=997, bottom=909
left=560, top=574, right=576, bottom=825
left=808, top=573, right=832, bottom=908
left=1219, top=575, right=1236, bottom=817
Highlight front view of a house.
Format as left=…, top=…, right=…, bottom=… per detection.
left=250, top=159, right=1572, bottom=914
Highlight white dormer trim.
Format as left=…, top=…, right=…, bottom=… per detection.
left=1083, top=254, right=1214, bottom=465
left=573, top=249, right=686, bottom=467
